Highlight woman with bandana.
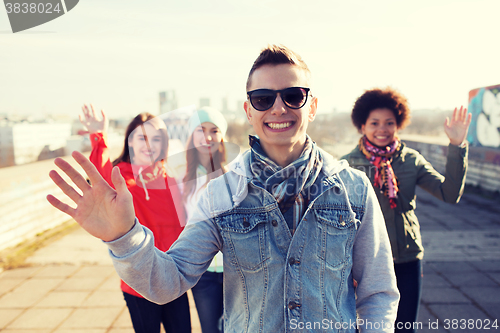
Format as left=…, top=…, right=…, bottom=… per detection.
left=342, top=87, right=471, bottom=333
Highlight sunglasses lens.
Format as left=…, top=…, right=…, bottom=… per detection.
left=283, top=88, right=308, bottom=109
left=250, top=91, right=276, bottom=111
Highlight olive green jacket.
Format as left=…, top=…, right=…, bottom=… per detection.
left=341, top=142, right=468, bottom=263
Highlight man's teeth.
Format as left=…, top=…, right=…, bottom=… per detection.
left=267, top=122, right=292, bottom=129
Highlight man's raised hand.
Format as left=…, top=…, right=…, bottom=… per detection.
left=47, top=151, right=136, bottom=242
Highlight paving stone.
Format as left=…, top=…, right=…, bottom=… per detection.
left=33, top=265, right=80, bottom=278
left=463, top=247, right=500, bottom=260
left=13, top=278, right=64, bottom=294
left=441, top=221, right=477, bottom=230
left=488, top=272, right=500, bottom=285
left=54, top=329, right=106, bottom=333
left=469, top=260, right=500, bottom=272
left=474, top=301, right=500, bottom=320
left=96, top=274, right=121, bottom=291
left=441, top=271, right=498, bottom=287
left=417, top=305, right=442, bottom=329
left=0, top=278, right=25, bottom=296
left=0, top=267, right=42, bottom=279
left=0, top=292, right=46, bottom=308
left=461, top=287, right=500, bottom=304
left=425, top=261, right=476, bottom=273
left=421, top=287, right=470, bottom=303
left=415, top=309, right=448, bottom=333
left=418, top=322, right=448, bottom=333
left=7, top=308, right=72, bottom=329
left=1, top=329, right=51, bottom=333
left=423, top=252, right=470, bottom=262
left=34, top=291, right=90, bottom=308
left=55, top=277, right=107, bottom=291
left=478, top=212, right=500, bottom=224
left=107, top=329, right=135, bottom=333
left=0, top=309, right=23, bottom=329
left=422, top=273, right=451, bottom=288
left=81, top=290, right=125, bottom=307
left=475, top=221, right=500, bottom=230
left=72, top=266, right=115, bottom=279
left=59, top=307, right=123, bottom=329
left=428, top=304, right=491, bottom=333
left=112, top=307, right=133, bottom=328
left=431, top=212, right=457, bottom=221
left=420, top=224, right=449, bottom=231
left=188, top=292, right=202, bottom=332
left=24, top=227, right=111, bottom=266
left=422, top=262, right=438, bottom=273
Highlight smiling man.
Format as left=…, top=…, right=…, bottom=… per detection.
left=48, top=45, right=399, bottom=333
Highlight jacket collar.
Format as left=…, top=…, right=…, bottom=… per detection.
left=227, top=147, right=348, bottom=201
left=229, top=147, right=347, bottom=177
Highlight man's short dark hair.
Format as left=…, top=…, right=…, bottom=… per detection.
left=246, top=44, right=311, bottom=91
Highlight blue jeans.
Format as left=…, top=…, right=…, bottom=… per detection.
left=191, top=271, right=223, bottom=333
left=394, top=260, right=423, bottom=333
left=123, top=291, right=191, bottom=333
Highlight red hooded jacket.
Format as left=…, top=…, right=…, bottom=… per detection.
left=89, top=133, right=186, bottom=297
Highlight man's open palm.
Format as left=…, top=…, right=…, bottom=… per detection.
left=47, top=151, right=135, bottom=242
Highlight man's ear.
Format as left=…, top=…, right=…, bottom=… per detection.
left=308, top=96, right=318, bottom=122
left=244, top=100, right=253, bottom=124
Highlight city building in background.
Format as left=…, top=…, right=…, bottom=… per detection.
left=0, top=121, right=71, bottom=167
left=199, top=97, right=210, bottom=108
left=159, top=90, right=178, bottom=115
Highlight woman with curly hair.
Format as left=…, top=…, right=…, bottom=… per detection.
left=342, top=87, right=471, bottom=332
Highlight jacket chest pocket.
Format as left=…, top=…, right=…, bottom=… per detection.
left=315, top=209, right=356, bottom=268
left=217, top=212, right=270, bottom=271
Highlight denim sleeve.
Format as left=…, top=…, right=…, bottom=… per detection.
left=105, top=189, right=222, bottom=305
left=352, top=176, right=400, bottom=332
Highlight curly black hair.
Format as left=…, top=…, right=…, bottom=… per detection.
left=351, top=87, right=411, bottom=131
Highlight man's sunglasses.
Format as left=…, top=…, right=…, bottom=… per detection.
left=247, top=87, right=311, bottom=111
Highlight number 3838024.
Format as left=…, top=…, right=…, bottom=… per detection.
left=5, top=2, right=62, bottom=14
left=443, top=319, right=498, bottom=330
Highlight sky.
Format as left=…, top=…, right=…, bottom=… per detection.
left=1, top=0, right=499, bottom=119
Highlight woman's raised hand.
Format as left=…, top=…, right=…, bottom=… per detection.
left=47, top=151, right=136, bottom=242
left=444, top=106, right=472, bottom=146
left=79, top=104, right=108, bottom=134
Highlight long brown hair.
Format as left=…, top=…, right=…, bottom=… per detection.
left=112, top=113, right=169, bottom=167
left=181, top=133, right=227, bottom=203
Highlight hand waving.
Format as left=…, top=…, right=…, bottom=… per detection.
left=444, top=106, right=472, bottom=146
left=47, top=151, right=135, bottom=242
left=79, top=104, right=108, bottom=134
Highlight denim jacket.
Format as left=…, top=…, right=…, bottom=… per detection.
left=107, top=148, right=399, bottom=333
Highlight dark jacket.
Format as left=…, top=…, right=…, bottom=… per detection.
left=341, top=142, right=468, bottom=263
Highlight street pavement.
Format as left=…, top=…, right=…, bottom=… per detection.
left=0, top=187, right=499, bottom=332
left=0, top=228, right=202, bottom=333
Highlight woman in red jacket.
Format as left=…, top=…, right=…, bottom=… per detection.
left=80, top=105, right=190, bottom=333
